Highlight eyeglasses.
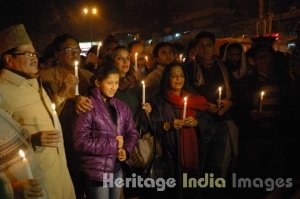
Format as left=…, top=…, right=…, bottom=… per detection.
left=12, top=51, right=39, bottom=57
left=61, top=47, right=81, bottom=54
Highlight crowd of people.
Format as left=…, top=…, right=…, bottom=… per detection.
left=1, top=23, right=300, bottom=199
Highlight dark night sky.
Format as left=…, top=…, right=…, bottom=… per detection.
left=0, top=0, right=299, bottom=51
left=0, top=0, right=131, bottom=51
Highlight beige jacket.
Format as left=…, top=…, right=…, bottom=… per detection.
left=39, top=66, right=92, bottom=114
left=0, top=69, right=75, bottom=199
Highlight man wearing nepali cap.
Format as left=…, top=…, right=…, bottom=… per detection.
left=0, top=24, right=75, bottom=199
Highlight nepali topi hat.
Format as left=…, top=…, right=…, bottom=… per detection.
left=0, top=24, right=32, bottom=56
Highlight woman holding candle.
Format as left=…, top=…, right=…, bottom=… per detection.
left=109, top=46, right=152, bottom=199
left=150, top=62, right=211, bottom=199
left=110, top=46, right=152, bottom=115
left=74, top=63, right=138, bottom=199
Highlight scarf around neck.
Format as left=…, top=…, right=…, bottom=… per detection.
left=165, top=90, right=207, bottom=114
left=165, top=90, right=207, bottom=172
left=118, top=72, right=136, bottom=91
left=194, top=57, right=232, bottom=99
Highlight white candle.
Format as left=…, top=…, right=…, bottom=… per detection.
left=259, top=91, right=265, bottom=112
left=218, top=86, right=222, bottom=109
left=74, top=61, right=79, bottom=95
left=134, top=52, right=138, bottom=71
left=182, top=97, right=187, bottom=119
left=19, top=150, right=33, bottom=179
left=96, top=41, right=102, bottom=58
left=51, top=103, right=60, bottom=130
left=141, top=81, right=145, bottom=104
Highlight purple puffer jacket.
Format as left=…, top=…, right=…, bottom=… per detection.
left=74, top=88, right=138, bottom=181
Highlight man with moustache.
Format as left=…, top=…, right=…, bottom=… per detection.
left=0, top=24, right=75, bottom=199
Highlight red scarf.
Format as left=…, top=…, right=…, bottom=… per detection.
left=166, top=90, right=207, bottom=172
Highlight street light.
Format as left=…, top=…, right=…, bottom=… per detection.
left=83, top=7, right=98, bottom=44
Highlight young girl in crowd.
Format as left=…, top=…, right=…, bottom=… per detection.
left=73, top=63, right=138, bottom=199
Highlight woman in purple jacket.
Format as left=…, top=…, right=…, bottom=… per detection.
left=74, top=63, right=138, bottom=199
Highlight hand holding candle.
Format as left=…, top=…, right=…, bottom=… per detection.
left=19, top=150, right=33, bottom=179
left=182, top=97, right=187, bottom=119
left=141, top=80, right=145, bottom=104
left=74, top=61, right=79, bottom=95
left=218, top=86, right=222, bottom=109
left=259, top=91, right=265, bottom=112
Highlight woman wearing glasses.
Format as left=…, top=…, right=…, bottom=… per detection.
left=39, top=34, right=93, bottom=199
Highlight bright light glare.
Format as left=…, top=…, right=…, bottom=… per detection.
left=83, top=8, right=88, bottom=15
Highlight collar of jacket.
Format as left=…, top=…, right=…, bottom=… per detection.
left=90, top=87, right=117, bottom=106
left=0, top=68, right=33, bottom=86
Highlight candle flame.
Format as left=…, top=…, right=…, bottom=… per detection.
left=19, top=149, right=25, bottom=158
left=98, top=41, right=102, bottom=47
left=141, top=80, right=145, bottom=85
left=51, top=103, right=56, bottom=111
left=145, top=56, right=148, bottom=62
left=218, top=86, right=222, bottom=92
left=74, top=61, right=79, bottom=67
left=261, top=91, right=265, bottom=97
left=184, top=96, right=187, bottom=102
left=135, top=52, right=138, bottom=58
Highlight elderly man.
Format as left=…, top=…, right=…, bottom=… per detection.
left=0, top=24, right=75, bottom=199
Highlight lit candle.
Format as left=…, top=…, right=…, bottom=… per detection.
left=19, top=150, right=33, bottom=179
left=145, top=55, right=148, bottom=62
left=218, top=86, right=222, bottom=109
left=74, top=61, right=79, bottom=95
left=259, top=91, right=265, bottom=112
left=141, top=81, right=145, bottom=104
left=134, top=52, right=138, bottom=71
left=96, top=41, right=102, bottom=58
left=182, top=97, right=187, bottom=119
left=179, top=54, right=183, bottom=62
left=51, top=103, right=60, bottom=130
